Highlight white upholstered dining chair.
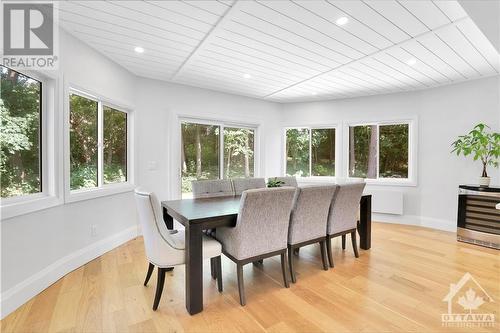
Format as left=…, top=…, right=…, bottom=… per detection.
left=232, top=177, right=266, bottom=195
left=134, top=189, right=223, bottom=310
left=192, top=179, right=234, bottom=198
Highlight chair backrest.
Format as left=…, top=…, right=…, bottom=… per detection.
left=327, top=183, right=366, bottom=235
left=288, top=185, right=337, bottom=245
left=134, top=189, right=183, bottom=265
left=192, top=179, right=234, bottom=198
left=219, top=187, right=296, bottom=260
left=274, top=176, right=298, bottom=187
left=232, top=177, right=266, bottom=195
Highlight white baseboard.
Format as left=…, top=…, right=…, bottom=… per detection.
left=0, top=225, right=139, bottom=320
left=373, top=213, right=456, bottom=232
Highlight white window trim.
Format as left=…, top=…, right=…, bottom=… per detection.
left=342, top=117, right=418, bottom=186
left=1, top=69, right=64, bottom=220
left=175, top=116, right=260, bottom=198
left=64, top=86, right=135, bottom=203
left=282, top=124, right=340, bottom=180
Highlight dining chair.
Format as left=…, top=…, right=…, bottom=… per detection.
left=287, top=185, right=337, bottom=283
left=134, top=189, right=224, bottom=310
left=274, top=176, right=298, bottom=187
left=192, top=179, right=234, bottom=198
left=232, top=177, right=266, bottom=195
left=325, top=183, right=366, bottom=267
left=216, top=187, right=296, bottom=306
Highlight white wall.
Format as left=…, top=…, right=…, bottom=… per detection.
left=134, top=78, right=283, bottom=201
left=281, top=76, right=500, bottom=230
left=0, top=30, right=139, bottom=318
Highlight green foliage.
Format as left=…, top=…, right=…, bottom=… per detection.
left=286, top=128, right=310, bottom=177
left=379, top=124, right=408, bottom=178
left=311, top=128, right=335, bottom=176
left=267, top=177, right=285, bottom=188
left=451, top=123, right=500, bottom=177
left=1, top=66, right=41, bottom=198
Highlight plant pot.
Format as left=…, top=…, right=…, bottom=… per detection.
left=479, top=177, right=491, bottom=187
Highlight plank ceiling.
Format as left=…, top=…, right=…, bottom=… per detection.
left=58, top=0, right=500, bottom=102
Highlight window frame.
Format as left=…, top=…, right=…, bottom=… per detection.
left=282, top=125, right=339, bottom=180
left=1, top=68, right=63, bottom=219
left=343, top=118, right=417, bottom=186
left=65, top=87, right=134, bottom=203
left=177, top=116, right=260, bottom=197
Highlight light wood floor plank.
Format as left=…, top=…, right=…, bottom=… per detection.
left=2, top=223, right=499, bottom=333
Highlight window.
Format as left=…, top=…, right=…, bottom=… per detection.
left=0, top=66, right=42, bottom=198
left=348, top=123, right=409, bottom=180
left=285, top=127, right=336, bottom=177
left=180, top=120, right=256, bottom=197
left=69, top=91, right=129, bottom=192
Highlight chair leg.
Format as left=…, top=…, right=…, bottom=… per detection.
left=153, top=268, right=166, bottom=311
left=210, top=257, right=216, bottom=279
left=144, top=263, right=154, bottom=286
left=351, top=231, right=359, bottom=258
left=342, top=235, right=346, bottom=250
left=326, top=236, right=334, bottom=268
left=215, top=256, right=223, bottom=292
left=319, top=241, right=328, bottom=271
left=280, top=251, right=290, bottom=288
left=236, top=264, right=246, bottom=306
left=288, top=247, right=296, bottom=283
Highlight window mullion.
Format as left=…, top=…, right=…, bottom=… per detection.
left=376, top=124, right=380, bottom=179
left=219, top=125, right=224, bottom=179
left=97, top=102, right=104, bottom=187
left=309, top=128, right=312, bottom=177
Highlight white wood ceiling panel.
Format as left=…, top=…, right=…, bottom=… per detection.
left=212, top=30, right=329, bottom=72
left=397, top=0, right=451, bottom=29
left=242, top=1, right=364, bottom=60
left=437, top=25, right=495, bottom=77
left=362, top=0, right=429, bottom=37
left=456, top=19, right=500, bottom=73
left=61, top=1, right=206, bottom=41
left=294, top=0, right=393, bottom=50
left=333, top=1, right=409, bottom=43
left=144, top=1, right=222, bottom=25
left=232, top=12, right=351, bottom=64
left=259, top=0, right=378, bottom=55
left=432, top=0, right=468, bottom=22
left=418, top=33, right=478, bottom=79
left=58, top=0, right=499, bottom=102
left=400, top=41, right=462, bottom=82
left=59, top=8, right=199, bottom=49
left=221, top=20, right=342, bottom=68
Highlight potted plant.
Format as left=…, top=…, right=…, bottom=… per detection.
left=451, top=123, right=500, bottom=186
left=267, top=177, right=285, bottom=188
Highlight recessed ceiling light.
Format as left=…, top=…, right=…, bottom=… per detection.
left=134, top=46, right=144, bottom=53
left=336, top=16, right=349, bottom=26
left=243, top=73, right=252, bottom=79
left=407, top=58, right=417, bottom=66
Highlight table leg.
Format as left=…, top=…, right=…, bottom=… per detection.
left=358, top=195, right=372, bottom=250
left=162, top=207, right=174, bottom=230
left=185, top=223, right=204, bottom=315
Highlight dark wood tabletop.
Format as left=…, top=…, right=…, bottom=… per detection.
left=161, top=194, right=372, bottom=316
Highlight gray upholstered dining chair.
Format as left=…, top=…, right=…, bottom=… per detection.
left=232, top=178, right=266, bottom=195
left=274, top=176, right=298, bottom=187
left=326, top=182, right=366, bottom=267
left=192, top=179, right=234, bottom=198
left=134, top=189, right=223, bottom=310
left=216, top=187, right=296, bottom=306
left=287, top=185, right=337, bottom=282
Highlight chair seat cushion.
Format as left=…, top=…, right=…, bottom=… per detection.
left=167, top=230, right=222, bottom=259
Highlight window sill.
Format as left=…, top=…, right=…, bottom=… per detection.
left=66, top=182, right=135, bottom=204
left=1, top=194, right=63, bottom=220
left=296, top=176, right=417, bottom=187
left=363, top=178, right=417, bottom=187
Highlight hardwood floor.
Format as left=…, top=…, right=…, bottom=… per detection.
left=2, top=222, right=499, bottom=333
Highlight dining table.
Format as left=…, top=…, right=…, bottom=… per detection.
left=161, top=193, right=372, bottom=315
